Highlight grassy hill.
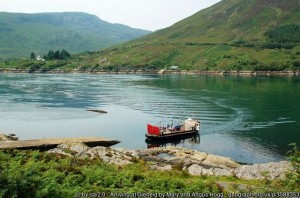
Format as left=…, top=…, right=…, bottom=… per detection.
left=0, top=12, right=150, bottom=59
left=1, top=0, right=300, bottom=72
left=70, top=0, right=300, bottom=72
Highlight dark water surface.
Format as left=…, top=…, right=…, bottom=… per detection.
left=0, top=73, right=299, bottom=163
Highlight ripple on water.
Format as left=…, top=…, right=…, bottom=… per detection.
left=0, top=73, right=298, bottom=163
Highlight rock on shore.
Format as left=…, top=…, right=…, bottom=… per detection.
left=234, top=161, right=291, bottom=180
left=48, top=142, right=137, bottom=165
left=47, top=143, right=292, bottom=180
left=0, top=133, right=18, bottom=142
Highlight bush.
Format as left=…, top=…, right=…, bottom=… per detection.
left=41, top=62, right=68, bottom=72
left=261, top=42, right=295, bottom=49
left=15, top=61, right=35, bottom=69
left=265, top=24, right=300, bottom=43
left=45, top=50, right=71, bottom=60
left=286, top=143, right=300, bottom=186
left=293, top=60, right=300, bottom=68
left=223, top=55, right=232, bottom=58
left=29, top=64, right=41, bottom=73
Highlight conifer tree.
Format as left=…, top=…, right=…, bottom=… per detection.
left=30, top=52, right=36, bottom=60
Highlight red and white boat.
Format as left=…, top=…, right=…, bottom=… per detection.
left=146, top=117, right=200, bottom=140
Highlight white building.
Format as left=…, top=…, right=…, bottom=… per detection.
left=170, top=65, right=179, bottom=70
left=36, top=55, right=45, bottom=61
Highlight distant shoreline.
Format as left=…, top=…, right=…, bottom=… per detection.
left=0, top=69, right=299, bottom=77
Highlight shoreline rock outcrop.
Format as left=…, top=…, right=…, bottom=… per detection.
left=234, top=161, right=291, bottom=180
left=48, top=142, right=137, bottom=166
left=0, top=133, right=18, bottom=142
left=2, top=134, right=291, bottom=180
left=46, top=143, right=292, bottom=180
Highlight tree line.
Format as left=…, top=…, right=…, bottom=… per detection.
left=30, top=49, right=71, bottom=60
left=265, top=24, right=300, bottom=43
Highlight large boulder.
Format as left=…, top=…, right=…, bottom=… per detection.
left=187, top=164, right=204, bottom=176
left=48, top=142, right=91, bottom=158
left=113, top=148, right=139, bottom=158
left=234, top=161, right=292, bottom=180
left=56, top=142, right=90, bottom=157
left=190, top=152, right=208, bottom=161
left=187, top=164, right=232, bottom=176
left=91, top=146, right=133, bottom=165
left=213, top=168, right=233, bottom=176
left=202, top=154, right=240, bottom=169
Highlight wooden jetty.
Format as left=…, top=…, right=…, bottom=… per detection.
left=0, top=137, right=120, bottom=150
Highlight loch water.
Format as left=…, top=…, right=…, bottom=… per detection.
left=0, top=73, right=299, bottom=164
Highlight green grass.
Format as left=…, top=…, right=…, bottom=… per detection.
left=0, top=150, right=221, bottom=197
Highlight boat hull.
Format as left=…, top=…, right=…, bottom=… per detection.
left=145, top=130, right=199, bottom=140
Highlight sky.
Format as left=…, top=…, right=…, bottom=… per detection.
left=0, top=0, right=221, bottom=31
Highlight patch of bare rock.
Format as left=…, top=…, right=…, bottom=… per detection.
left=0, top=133, right=18, bottom=142
left=46, top=143, right=291, bottom=180
left=234, top=161, right=291, bottom=180
left=48, top=142, right=137, bottom=165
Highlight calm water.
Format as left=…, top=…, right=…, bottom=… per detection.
left=0, top=73, right=299, bottom=163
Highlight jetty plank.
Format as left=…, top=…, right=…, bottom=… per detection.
left=0, top=137, right=120, bottom=150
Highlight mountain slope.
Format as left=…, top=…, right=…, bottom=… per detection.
left=143, top=0, right=300, bottom=43
left=80, top=0, right=300, bottom=71
left=0, top=12, right=150, bottom=59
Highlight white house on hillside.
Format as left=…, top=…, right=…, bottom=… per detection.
left=170, top=65, right=179, bottom=70
left=36, top=55, right=45, bottom=61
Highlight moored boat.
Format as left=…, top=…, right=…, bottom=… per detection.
left=145, top=133, right=200, bottom=149
left=146, top=117, right=200, bottom=140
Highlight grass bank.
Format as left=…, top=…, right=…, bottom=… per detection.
left=0, top=144, right=299, bottom=197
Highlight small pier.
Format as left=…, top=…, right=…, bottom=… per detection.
left=0, top=137, right=120, bottom=150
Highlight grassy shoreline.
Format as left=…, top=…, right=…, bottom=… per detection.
left=0, top=146, right=299, bottom=197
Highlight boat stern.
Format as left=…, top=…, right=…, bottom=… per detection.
left=183, top=118, right=200, bottom=132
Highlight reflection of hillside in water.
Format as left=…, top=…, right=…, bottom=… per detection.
left=146, top=134, right=200, bottom=148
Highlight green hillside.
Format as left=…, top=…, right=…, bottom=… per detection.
left=0, top=12, right=150, bottom=59
left=72, top=0, right=300, bottom=72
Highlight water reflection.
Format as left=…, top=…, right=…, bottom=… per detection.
left=146, top=133, right=200, bottom=148
left=0, top=73, right=299, bottom=163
